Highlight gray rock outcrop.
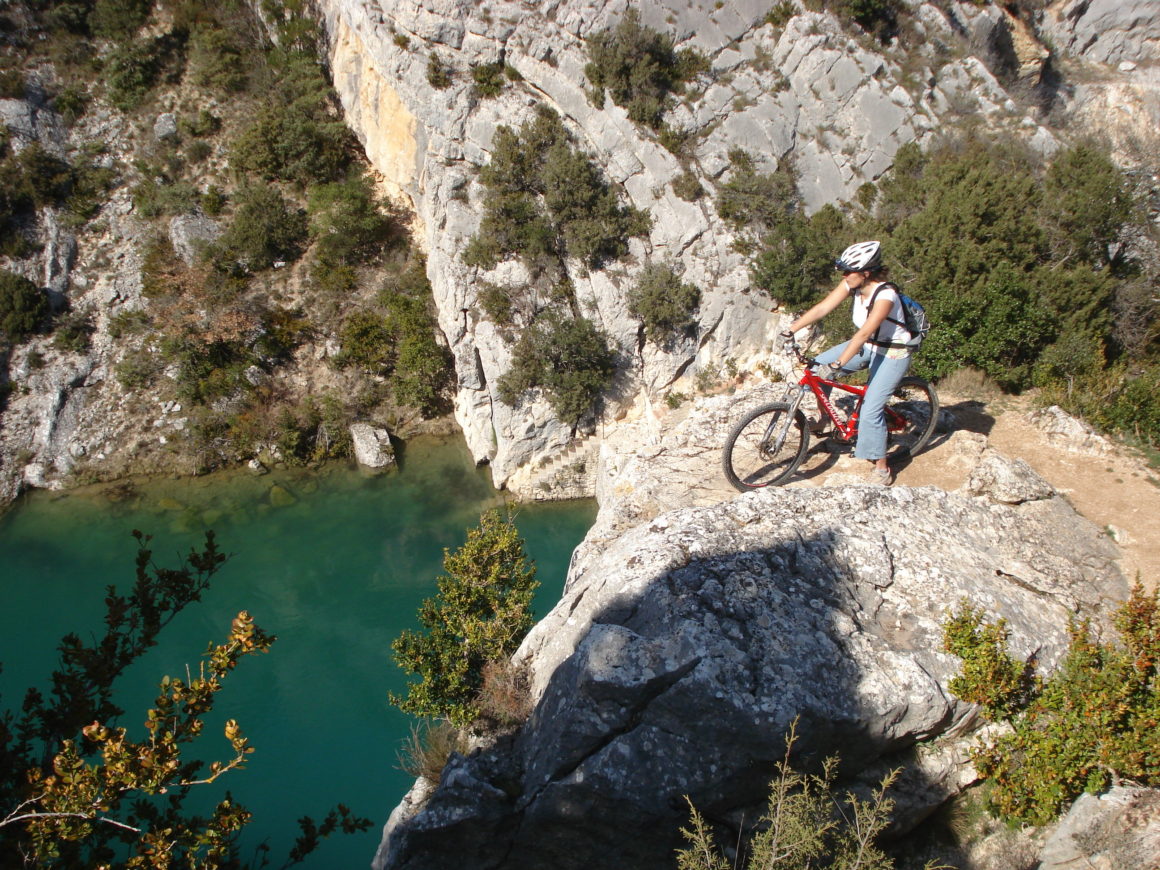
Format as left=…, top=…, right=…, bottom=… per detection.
left=168, top=213, right=222, bottom=266
left=1042, top=0, right=1160, bottom=67
left=1038, top=786, right=1160, bottom=870
left=350, top=422, right=396, bottom=469
left=374, top=384, right=1128, bottom=870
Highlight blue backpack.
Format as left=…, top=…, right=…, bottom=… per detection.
left=868, top=283, right=929, bottom=350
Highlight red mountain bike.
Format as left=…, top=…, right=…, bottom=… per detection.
left=722, top=344, right=939, bottom=491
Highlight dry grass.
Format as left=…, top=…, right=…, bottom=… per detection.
left=474, top=659, right=533, bottom=730
left=937, top=366, right=1005, bottom=402
left=397, top=720, right=469, bottom=783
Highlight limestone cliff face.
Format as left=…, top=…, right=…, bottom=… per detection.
left=372, top=384, right=1131, bottom=870
left=311, top=0, right=1158, bottom=499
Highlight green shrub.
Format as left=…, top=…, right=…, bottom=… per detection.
left=477, top=282, right=515, bottom=327
left=497, top=311, right=616, bottom=424
left=671, top=171, right=704, bottom=201
left=381, top=284, right=453, bottom=417
left=90, top=0, right=152, bottom=39
left=0, top=270, right=49, bottom=342
left=943, top=585, right=1160, bottom=825
left=942, top=604, right=1038, bottom=721
left=821, top=0, right=904, bottom=41
left=465, top=105, right=651, bottom=272
left=764, top=1, right=796, bottom=28
left=159, top=331, right=252, bottom=405
left=470, top=62, right=507, bottom=98
left=334, top=310, right=394, bottom=374
left=627, top=262, right=700, bottom=345
left=678, top=721, right=913, bottom=870
left=180, top=108, right=222, bottom=138
left=391, top=510, right=539, bottom=728
left=426, top=53, right=452, bottom=90
left=218, top=184, right=307, bottom=271
left=108, top=308, right=152, bottom=339
left=44, top=0, right=93, bottom=35
left=52, top=310, right=96, bottom=353
left=1042, top=144, right=1136, bottom=271
left=188, top=26, right=250, bottom=93
left=1041, top=363, right=1160, bottom=449
left=131, top=174, right=200, bottom=218
left=882, top=138, right=1057, bottom=387
left=750, top=204, right=849, bottom=310
left=307, top=171, right=400, bottom=267
left=230, top=51, right=358, bottom=186
left=714, top=149, right=798, bottom=235
left=51, top=84, right=89, bottom=124
left=116, top=347, right=163, bottom=389
left=261, top=393, right=353, bottom=464
left=201, top=185, right=227, bottom=216
left=0, top=69, right=26, bottom=99
left=184, top=139, right=212, bottom=164
left=584, top=7, right=709, bottom=130
left=104, top=38, right=164, bottom=111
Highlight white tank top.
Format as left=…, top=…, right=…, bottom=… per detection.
left=852, top=284, right=910, bottom=347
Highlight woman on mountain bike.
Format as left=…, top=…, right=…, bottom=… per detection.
left=780, top=240, right=914, bottom=486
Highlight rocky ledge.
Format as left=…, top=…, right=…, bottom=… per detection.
left=373, top=386, right=1140, bottom=870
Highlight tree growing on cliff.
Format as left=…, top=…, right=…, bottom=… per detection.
left=391, top=511, right=539, bottom=728
left=496, top=310, right=617, bottom=426
left=462, top=105, right=651, bottom=273
left=583, top=6, right=709, bottom=130
left=627, top=261, right=701, bottom=346
left=0, top=269, right=50, bottom=343
left=0, top=531, right=370, bottom=867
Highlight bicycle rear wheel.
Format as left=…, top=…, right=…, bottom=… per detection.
left=884, top=377, right=939, bottom=460
left=722, top=402, right=810, bottom=491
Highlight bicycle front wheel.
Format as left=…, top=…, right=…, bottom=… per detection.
left=722, top=402, right=810, bottom=491
left=884, top=377, right=939, bottom=460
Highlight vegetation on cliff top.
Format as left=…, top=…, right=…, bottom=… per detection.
left=944, top=583, right=1160, bottom=825
left=723, top=135, right=1158, bottom=450
left=391, top=511, right=539, bottom=730
left=464, top=105, right=643, bottom=426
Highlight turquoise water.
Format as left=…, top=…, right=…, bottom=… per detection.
left=0, top=436, right=596, bottom=868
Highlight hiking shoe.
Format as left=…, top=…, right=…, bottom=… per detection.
left=867, top=466, right=893, bottom=486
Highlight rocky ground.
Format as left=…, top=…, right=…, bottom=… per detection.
left=375, top=372, right=1156, bottom=870
left=647, top=378, right=1159, bottom=592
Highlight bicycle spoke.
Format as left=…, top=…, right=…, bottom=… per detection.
left=723, top=403, right=809, bottom=490
left=884, top=378, right=939, bottom=460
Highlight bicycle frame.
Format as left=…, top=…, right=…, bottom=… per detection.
left=779, top=349, right=909, bottom=444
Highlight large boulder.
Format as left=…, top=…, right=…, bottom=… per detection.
left=374, top=386, right=1127, bottom=870
left=1038, top=786, right=1160, bottom=870
left=1042, top=0, right=1160, bottom=67
left=350, top=422, right=396, bottom=469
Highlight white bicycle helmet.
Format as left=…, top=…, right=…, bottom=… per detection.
left=835, top=240, right=883, bottom=272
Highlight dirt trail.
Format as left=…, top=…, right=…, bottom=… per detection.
left=788, top=394, right=1159, bottom=591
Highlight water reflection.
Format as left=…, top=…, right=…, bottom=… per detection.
left=0, top=435, right=595, bottom=868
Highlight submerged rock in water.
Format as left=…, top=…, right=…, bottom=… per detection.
left=268, top=485, right=296, bottom=508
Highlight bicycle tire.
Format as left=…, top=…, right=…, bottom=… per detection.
left=883, top=377, right=939, bottom=460
left=722, top=402, right=810, bottom=491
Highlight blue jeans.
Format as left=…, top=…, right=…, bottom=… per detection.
left=813, top=342, right=912, bottom=462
